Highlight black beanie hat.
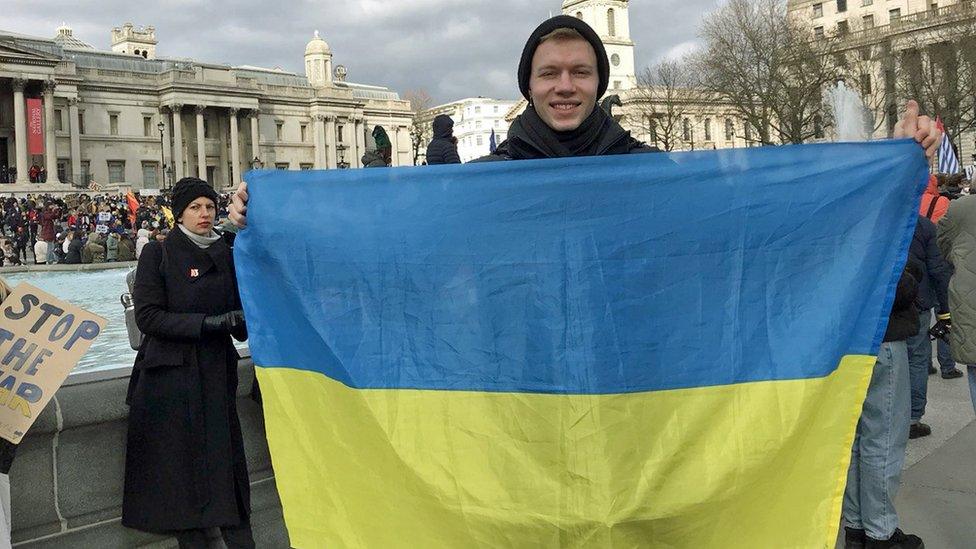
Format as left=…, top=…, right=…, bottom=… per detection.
left=171, top=177, right=218, bottom=220
left=517, top=15, right=610, bottom=103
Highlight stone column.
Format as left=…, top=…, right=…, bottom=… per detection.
left=313, top=114, right=326, bottom=169
left=355, top=118, right=366, bottom=168
left=390, top=125, right=401, bottom=167
left=195, top=105, right=207, bottom=179
left=229, top=108, right=241, bottom=186
left=171, top=104, right=184, bottom=180
left=324, top=115, right=337, bottom=169
left=43, top=80, right=60, bottom=184
left=12, top=78, right=29, bottom=184
left=159, top=107, right=171, bottom=188
left=249, top=109, right=260, bottom=166
left=68, top=98, right=81, bottom=184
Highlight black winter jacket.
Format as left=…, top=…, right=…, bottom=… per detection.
left=426, top=115, right=461, bottom=165
left=884, top=257, right=922, bottom=342
left=909, top=215, right=952, bottom=313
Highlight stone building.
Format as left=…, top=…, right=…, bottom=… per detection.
left=788, top=0, right=976, bottom=164
left=0, top=23, right=413, bottom=193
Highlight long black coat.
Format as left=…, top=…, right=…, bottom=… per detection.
left=122, top=227, right=250, bottom=533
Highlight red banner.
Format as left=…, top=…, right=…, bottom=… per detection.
left=27, top=98, right=44, bottom=155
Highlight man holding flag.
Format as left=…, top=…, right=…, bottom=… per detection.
left=228, top=15, right=942, bottom=549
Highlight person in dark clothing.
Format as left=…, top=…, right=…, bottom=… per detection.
left=426, top=115, right=462, bottom=165
left=906, top=216, right=956, bottom=439
left=62, top=230, right=83, bottom=265
left=361, top=149, right=388, bottom=168
left=843, top=258, right=924, bottom=549
left=372, top=125, right=393, bottom=166
left=12, top=227, right=28, bottom=264
left=123, top=177, right=253, bottom=549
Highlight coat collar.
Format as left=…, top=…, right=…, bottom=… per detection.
left=165, top=227, right=228, bottom=282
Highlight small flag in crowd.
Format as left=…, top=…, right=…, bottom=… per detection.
left=489, top=129, right=497, bottom=153
left=937, top=118, right=960, bottom=174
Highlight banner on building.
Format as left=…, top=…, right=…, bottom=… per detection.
left=0, top=283, right=105, bottom=444
left=236, top=140, right=928, bottom=548
left=26, top=98, right=44, bottom=156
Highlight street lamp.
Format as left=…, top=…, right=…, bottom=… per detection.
left=337, top=146, right=350, bottom=169
left=157, top=121, right=166, bottom=189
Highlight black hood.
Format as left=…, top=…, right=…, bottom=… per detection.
left=432, top=115, right=454, bottom=139
left=517, top=15, right=610, bottom=102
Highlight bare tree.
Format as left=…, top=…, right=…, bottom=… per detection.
left=896, top=20, right=976, bottom=156
left=696, top=0, right=839, bottom=145
left=403, top=89, right=433, bottom=165
left=632, top=59, right=708, bottom=151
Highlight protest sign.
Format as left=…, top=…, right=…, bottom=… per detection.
left=0, top=283, right=105, bottom=443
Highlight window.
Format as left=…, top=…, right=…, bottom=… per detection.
left=813, top=3, right=823, bottom=17
left=142, top=161, right=159, bottom=188
left=607, top=8, right=616, bottom=36
left=861, top=0, right=872, bottom=6
left=744, top=122, right=752, bottom=144
left=203, top=119, right=210, bottom=138
left=109, top=113, right=119, bottom=136
left=814, top=26, right=825, bottom=39
left=80, top=161, right=90, bottom=185
left=476, top=135, right=483, bottom=146
left=683, top=118, right=692, bottom=141
left=704, top=118, right=712, bottom=141
left=648, top=117, right=659, bottom=142
left=837, top=0, right=847, bottom=13
left=475, top=106, right=481, bottom=114
left=614, top=81, right=621, bottom=89
left=860, top=47, right=872, bottom=61
left=144, top=116, right=153, bottom=137
left=300, top=163, right=313, bottom=170
left=725, top=119, right=734, bottom=141
left=814, top=115, right=824, bottom=139
left=611, top=53, right=621, bottom=67
left=837, top=20, right=849, bottom=35
left=54, top=109, right=63, bottom=132
left=78, top=110, right=85, bottom=134
left=930, top=2, right=938, bottom=10
left=863, top=14, right=874, bottom=29
left=337, top=125, right=344, bottom=143
left=476, top=120, right=482, bottom=129
left=300, top=123, right=308, bottom=142
left=860, top=73, right=873, bottom=95
left=275, top=162, right=289, bottom=170
left=889, top=8, right=901, bottom=21
left=276, top=122, right=284, bottom=141
left=57, top=160, right=67, bottom=182
left=493, top=106, right=499, bottom=113
left=108, top=161, right=125, bottom=184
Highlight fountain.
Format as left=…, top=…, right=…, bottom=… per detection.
left=827, top=81, right=872, bottom=142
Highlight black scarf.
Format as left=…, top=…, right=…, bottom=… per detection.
left=506, top=105, right=633, bottom=160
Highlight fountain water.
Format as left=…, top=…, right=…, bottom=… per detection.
left=827, top=81, right=872, bottom=142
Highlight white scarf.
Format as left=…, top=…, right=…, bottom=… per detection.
left=178, top=223, right=221, bottom=249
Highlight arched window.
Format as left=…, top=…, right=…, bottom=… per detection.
left=704, top=118, right=712, bottom=141
left=683, top=118, right=691, bottom=141
left=725, top=119, right=734, bottom=141
left=607, top=9, right=616, bottom=36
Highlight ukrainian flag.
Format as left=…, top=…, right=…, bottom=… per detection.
left=236, top=141, right=927, bottom=548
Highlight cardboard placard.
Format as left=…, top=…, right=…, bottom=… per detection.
left=0, top=283, right=106, bottom=443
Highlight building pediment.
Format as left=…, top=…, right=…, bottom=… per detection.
left=0, top=40, right=62, bottom=67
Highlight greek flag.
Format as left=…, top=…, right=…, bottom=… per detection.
left=489, top=129, right=497, bottom=153
left=938, top=118, right=960, bottom=174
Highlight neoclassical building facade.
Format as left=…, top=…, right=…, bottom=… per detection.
left=0, top=23, right=413, bottom=193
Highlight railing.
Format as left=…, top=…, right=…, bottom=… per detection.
left=843, top=1, right=975, bottom=43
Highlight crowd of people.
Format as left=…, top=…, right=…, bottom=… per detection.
left=0, top=191, right=232, bottom=268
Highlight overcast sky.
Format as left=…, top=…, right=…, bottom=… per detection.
left=6, top=0, right=721, bottom=105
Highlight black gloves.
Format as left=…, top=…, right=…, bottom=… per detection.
left=202, top=310, right=245, bottom=335
left=929, top=313, right=951, bottom=343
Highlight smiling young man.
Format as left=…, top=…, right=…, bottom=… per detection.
left=472, top=15, right=654, bottom=162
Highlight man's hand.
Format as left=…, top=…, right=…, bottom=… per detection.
left=929, top=313, right=951, bottom=343
left=229, top=181, right=249, bottom=228
left=894, top=100, right=941, bottom=159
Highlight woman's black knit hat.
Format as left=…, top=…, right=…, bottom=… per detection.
left=517, top=15, right=610, bottom=102
left=171, top=177, right=218, bottom=220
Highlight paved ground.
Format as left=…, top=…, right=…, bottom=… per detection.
left=837, top=365, right=976, bottom=548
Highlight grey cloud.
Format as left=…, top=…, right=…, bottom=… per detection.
left=5, top=0, right=721, bottom=104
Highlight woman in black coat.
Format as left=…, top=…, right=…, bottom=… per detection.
left=123, top=177, right=253, bottom=549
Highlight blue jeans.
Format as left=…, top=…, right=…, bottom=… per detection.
left=843, top=341, right=911, bottom=540
left=936, top=336, right=956, bottom=374
left=906, top=311, right=931, bottom=422
left=45, top=240, right=56, bottom=264
left=969, top=366, right=976, bottom=417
